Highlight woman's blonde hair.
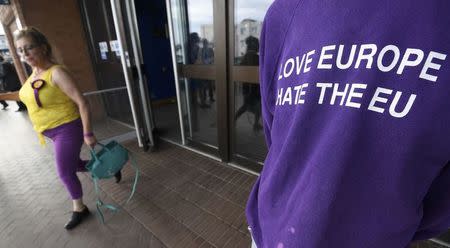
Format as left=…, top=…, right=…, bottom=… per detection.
left=14, top=27, right=53, bottom=60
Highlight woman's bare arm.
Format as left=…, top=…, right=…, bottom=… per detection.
left=51, top=66, right=97, bottom=147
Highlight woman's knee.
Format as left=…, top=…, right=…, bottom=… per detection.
left=57, top=169, right=79, bottom=184
left=56, top=169, right=83, bottom=198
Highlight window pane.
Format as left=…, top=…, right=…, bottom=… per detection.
left=234, top=0, right=273, bottom=65
left=171, top=0, right=215, bottom=65
left=179, top=78, right=218, bottom=147
left=233, top=82, right=267, bottom=162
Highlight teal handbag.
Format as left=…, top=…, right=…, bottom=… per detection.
left=86, top=140, right=139, bottom=223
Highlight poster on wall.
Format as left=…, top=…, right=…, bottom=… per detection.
left=98, top=41, right=109, bottom=60
left=109, top=40, right=121, bottom=57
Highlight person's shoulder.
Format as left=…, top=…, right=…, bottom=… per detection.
left=261, top=0, right=302, bottom=55
left=51, top=64, right=71, bottom=76
left=261, top=0, right=302, bottom=49
left=263, top=0, right=302, bottom=25
left=50, top=65, right=73, bottom=85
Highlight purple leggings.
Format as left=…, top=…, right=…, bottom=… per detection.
left=43, top=119, right=87, bottom=200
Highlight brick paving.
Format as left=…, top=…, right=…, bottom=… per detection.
left=0, top=107, right=165, bottom=248
left=87, top=140, right=255, bottom=248
left=0, top=106, right=255, bottom=248
left=0, top=104, right=447, bottom=248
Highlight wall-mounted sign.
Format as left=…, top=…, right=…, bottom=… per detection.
left=98, top=41, right=108, bottom=60
left=109, top=40, right=120, bottom=57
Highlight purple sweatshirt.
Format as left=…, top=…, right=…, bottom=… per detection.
left=246, top=1, right=450, bottom=247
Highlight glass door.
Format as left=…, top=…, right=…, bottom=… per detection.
left=167, top=0, right=273, bottom=168
left=168, top=0, right=227, bottom=157
left=79, top=0, right=155, bottom=150
left=229, top=0, right=273, bottom=170
left=110, top=0, right=156, bottom=149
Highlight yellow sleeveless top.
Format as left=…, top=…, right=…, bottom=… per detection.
left=19, top=65, right=80, bottom=144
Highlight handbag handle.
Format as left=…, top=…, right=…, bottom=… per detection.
left=88, top=142, right=110, bottom=162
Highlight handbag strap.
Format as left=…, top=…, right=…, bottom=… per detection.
left=126, top=153, right=139, bottom=204
left=91, top=152, right=140, bottom=224
left=93, top=177, right=118, bottom=224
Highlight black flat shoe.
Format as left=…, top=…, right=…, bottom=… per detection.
left=114, top=170, right=122, bottom=183
left=65, top=207, right=90, bottom=230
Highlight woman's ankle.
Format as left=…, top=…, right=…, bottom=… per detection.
left=73, top=205, right=86, bottom=212
left=73, top=199, right=86, bottom=212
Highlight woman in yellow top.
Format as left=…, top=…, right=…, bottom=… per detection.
left=0, top=27, right=121, bottom=230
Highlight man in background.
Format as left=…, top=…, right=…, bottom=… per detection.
left=0, top=55, right=26, bottom=111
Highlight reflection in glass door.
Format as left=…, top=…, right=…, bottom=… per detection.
left=167, top=0, right=273, bottom=168
left=230, top=0, right=273, bottom=168
left=170, top=0, right=220, bottom=154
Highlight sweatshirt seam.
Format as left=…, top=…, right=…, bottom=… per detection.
left=268, top=0, right=303, bottom=91
left=263, top=0, right=304, bottom=122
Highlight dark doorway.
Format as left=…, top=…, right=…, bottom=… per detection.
left=134, top=0, right=181, bottom=143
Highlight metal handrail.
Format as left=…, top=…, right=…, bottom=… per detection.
left=82, top=86, right=127, bottom=96
left=430, top=238, right=450, bottom=247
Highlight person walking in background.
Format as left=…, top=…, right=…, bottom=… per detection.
left=235, top=36, right=262, bottom=131
left=246, top=0, right=450, bottom=247
left=0, top=97, right=7, bottom=110
left=200, top=38, right=215, bottom=104
left=0, top=55, right=9, bottom=110
left=0, top=55, right=27, bottom=111
left=0, top=27, right=121, bottom=230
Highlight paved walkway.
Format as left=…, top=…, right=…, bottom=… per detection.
left=0, top=103, right=446, bottom=248
left=0, top=107, right=165, bottom=248
left=0, top=105, right=254, bottom=248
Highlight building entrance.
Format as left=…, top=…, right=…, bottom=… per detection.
left=79, top=0, right=273, bottom=171
left=166, top=0, right=273, bottom=171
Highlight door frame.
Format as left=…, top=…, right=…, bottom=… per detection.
left=214, top=0, right=230, bottom=161
left=77, top=0, right=155, bottom=150
left=227, top=0, right=262, bottom=172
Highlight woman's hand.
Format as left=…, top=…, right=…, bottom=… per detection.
left=84, top=135, right=97, bottom=148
